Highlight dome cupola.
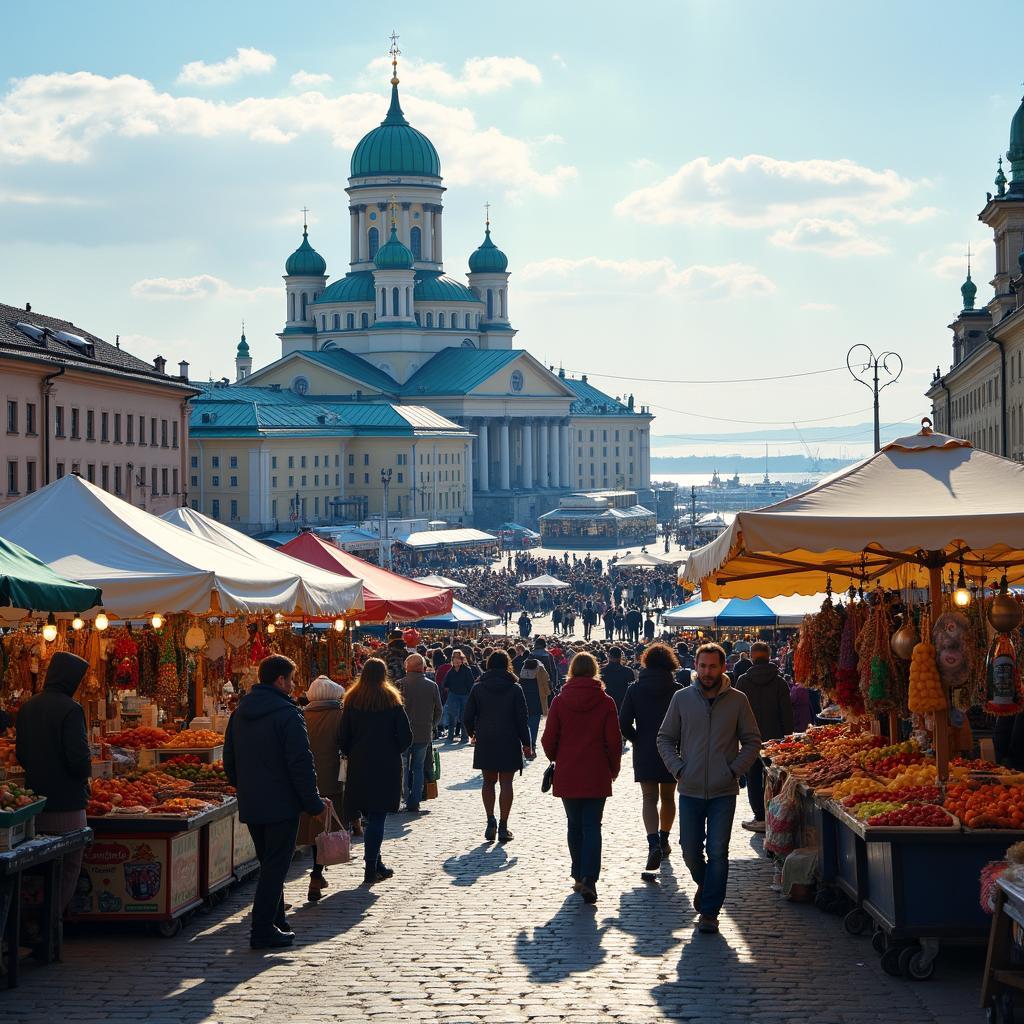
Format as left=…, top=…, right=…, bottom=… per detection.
left=236, top=327, right=250, bottom=357
left=961, top=269, right=977, bottom=311
left=469, top=224, right=509, bottom=274
left=374, top=224, right=414, bottom=270
left=285, top=225, right=327, bottom=277
left=1008, top=95, right=1024, bottom=193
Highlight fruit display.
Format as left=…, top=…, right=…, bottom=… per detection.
left=815, top=732, right=885, bottom=760
left=0, top=738, right=20, bottom=771
left=149, top=797, right=214, bottom=815
left=104, top=727, right=171, bottom=749
left=850, top=800, right=905, bottom=821
left=945, top=782, right=1024, bottom=830
left=886, top=764, right=938, bottom=790
left=162, top=729, right=223, bottom=749
left=90, top=777, right=157, bottom=809
left=908, top=635, right=946, bottom=713
left=794, top=756, right=855, bottom=789
left=0, top=781, right=38, bottom=811
left=831, top=775, right=879, bottom=801
left=866, top=752, right=926, bottom=777
left=861, top=739, right=920, bottom=765
left=842, top=786, right=942, bottom=809
left=160, top=758, right=229, bottom=785
left=137, top=770, right=193, bottom=792
left=865, top=805, right=955, bottom=828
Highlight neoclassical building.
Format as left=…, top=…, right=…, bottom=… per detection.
left=219, top=51, right=653, bottom=530
left=927, top=93, right=1024, bottom=460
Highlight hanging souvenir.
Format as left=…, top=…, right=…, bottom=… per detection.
left=223, top=619, right=249, bottom=649
left=111, top=629, right=140, bottom=690
left=249, top=628, right=270, bottom=664
left=155, top=628, right=180, bottom=711
left=835, top=601, right=865, bottom=716
left=184, top=620, right=208, bottom=652
left=908, top=608, right=945, bottom=714
left=205, top=622, right=227, bottom=662
left=986, top=634, right=1024, bottom=716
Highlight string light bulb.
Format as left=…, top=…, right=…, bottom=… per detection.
left=333, top=618, right=345, bottom=632
left=266, top=622, right=276, bottom=635
left=953, top=563, right=972, bottom=608
left=151, top=613, right=164, bottom=630
left=71, top=615, right=85, bottom=631
left=94, top=610, right=109, bottom=631
left=42, top=612, right=58, bottom=643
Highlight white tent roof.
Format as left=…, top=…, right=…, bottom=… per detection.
left=662, top=593, right=830, bottom=627
left=516, top=574, right=570, bottom=589
left=398, top=528, right=497, bottom=550
left=160, top=507, right=363, bottom=612
left=0, top=476, right=363, bottom=618
left=684, top=425, right=1024, bottom=598
left=414, top=598, right=501, bottom=627
left=412, top=574, right=468, bottom=590
left=615, top=551, right=668, bottom=568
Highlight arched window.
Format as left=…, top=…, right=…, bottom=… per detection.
left=426, top=312, right=433, bottom=327
left=500, top=289, right=506, bottom=318
left=380, top=288, right=386, bottom=315
left=361, top=312, right=369, bottom=328
left=392, top=287, right=400, bottom=316
left=346, top=313, right=354, bottom=329
left=289, top=293, right=295, bottom=321
left=486, top=289, right=493, bottom=319
left=302, top=293, right=308, bottom=320
left=465, top=313, right=471, bottom=328
left=368, top=227, right=379, bottom=259
left=333, top=314, right=340, bottom=330
left=410, top=226, right=421, bottom=259
left=414, top=312, right=421, bottom=325
left=439, top=312, right=446, bottom=328
left=321, top=315, right=326, bottom=330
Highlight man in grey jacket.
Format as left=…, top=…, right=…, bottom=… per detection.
left=657, top=642, right=761, bottom=934
left=398, top=654, right=443, bottom=813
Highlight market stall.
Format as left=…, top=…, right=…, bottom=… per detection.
left=411, top=599, right=501, bottom=631
left=683, top=421, right=1024, bottom=983
left=412, top=575, right=467, bottom=591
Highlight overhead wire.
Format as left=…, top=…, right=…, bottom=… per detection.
left=564, top=364, right=852, bottom=385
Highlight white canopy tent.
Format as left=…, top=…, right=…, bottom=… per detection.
left=412, top=574, right=468, bottom=591
left=663, top=592, right=830, bottom=628
left=614, top=551, right=668, bottom=569
left=516, top=574, right=570, bottom=589
left=0, top=475, right=364, bottom=618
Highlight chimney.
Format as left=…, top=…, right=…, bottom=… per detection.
left=178, top=360, right=190, bottom=380
left=153, top=355, right=166, bottom=374
left=25, top=302, right=31, bottom=312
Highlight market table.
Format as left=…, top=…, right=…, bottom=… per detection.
left=0, top=827, right=93, bottom=989
left=982, top=875, right=1024, bottom=1022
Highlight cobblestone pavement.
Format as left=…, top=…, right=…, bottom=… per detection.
left=4, top=743, right=984, bottom=1024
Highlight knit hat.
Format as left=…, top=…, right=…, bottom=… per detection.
left=307, top=675, right=345, bottom=701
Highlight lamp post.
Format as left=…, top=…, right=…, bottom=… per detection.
left=380, top=467, right=393, bottom=568
left=847, top=344, right=903, bottom=453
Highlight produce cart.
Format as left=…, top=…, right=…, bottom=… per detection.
left=0, top=827, right=93, bottom=988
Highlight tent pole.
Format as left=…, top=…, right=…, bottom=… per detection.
left=927, top=557, right=951, bottom=782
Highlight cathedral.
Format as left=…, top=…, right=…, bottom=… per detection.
left=199, top=46, right=653, bottom=531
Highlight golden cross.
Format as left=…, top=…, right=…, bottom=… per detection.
left=484, top=201, right=491, bottom=228
left=389, top=30, right=401, bottom=67
left=301, top=206, right=309, bottom=230
left=389, top=193, right=398, bottom=227
left=965, top=242, right=972, bottom=274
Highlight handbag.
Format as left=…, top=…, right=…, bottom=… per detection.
left=315, top=801, right=351, bottom=866
left=541, top=762, right=555, bottom=794
left=433, top=749, right=441, bottom=781
left=338, top=756, right=348, bottom=784
left=424, top=780, right=439, bottom=800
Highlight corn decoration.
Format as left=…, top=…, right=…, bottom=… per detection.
left=908, top=608, right=946, bottom=714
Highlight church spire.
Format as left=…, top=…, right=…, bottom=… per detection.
left=382, top=30, right=409, bottom=126
left=961, top=244, right=977, bottom=311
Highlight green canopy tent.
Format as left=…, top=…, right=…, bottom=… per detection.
left=0, top=535, right=102, bottom=615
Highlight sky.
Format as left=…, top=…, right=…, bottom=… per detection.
left=2, top=0, right=1021, bottom=456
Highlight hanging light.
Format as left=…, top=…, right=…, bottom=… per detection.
left=42, top=612, right=58, bottom=643
left=94, top=609, right=109, bottom=631
left=953, top=560, right=972, bottom=608
left=333, top=618, right=345, bottom=632
left=71, top=615, right=85, bottom=631
left=151, top=613, right=164, bottom=630
left=266, top=622, right=276, bottom=635
left=274, top=612, right=284, bottom=624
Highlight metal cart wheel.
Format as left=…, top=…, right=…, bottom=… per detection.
left=843, top=907, right=871, bottom=936
left=871, top=929, right=887, bottom=954
left=155, top=918, right=183, bottom=938
left=899, top=945, right=936, bottom=981
left=880, top=946, right=904, bottom=977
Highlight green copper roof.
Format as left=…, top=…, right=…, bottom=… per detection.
left=315, top=272, right=376, bottom=304
left=560, top=376, right=636, bottom=416
left=300, top=349, right=400, bottom=393
left=236, top=331, right=250, bottom=357
left=961, top=271, right=977, bottom=310
left=468, top=226, right=509, bottom=274
left=401, top=347, right=523, bottom=395
left=374, top=225, right=414, bottom=269
left=285, top=227, right=327, bottom=276
left=1008, top=95, right=1024, bottom=191
left=414, top=271, right=480, bottom=303
left=996, top=156, right=1008, bottom=197
left=350, top=83, right=441, bottom=179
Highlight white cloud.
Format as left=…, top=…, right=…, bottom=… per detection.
left=131, top=274, right=276, bottom=301
left=920, top=237, right=992, bottom=281
left=366, top=55, right=541, bottom=97
left=519, top=256, right=775, bottom=299
left=178, top=47, right=276, bottom=87
left=615, top=154, right=936, bottom=252
left=0, top=70, right=574, bottom=196
left=770, top=218, right=887, bottom=256
left=551, top=53, right=567, bottom=69
left=799, top=302, right=837, bottom=312
left=291, top=70, right=333, bottom=88
left=0, top=189, right=96, bottom=206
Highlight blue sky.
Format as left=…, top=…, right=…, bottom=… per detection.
left=2, top=1, right=1022, bottom=454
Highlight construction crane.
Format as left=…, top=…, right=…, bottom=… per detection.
left=792, top=423, right=821, bottom=473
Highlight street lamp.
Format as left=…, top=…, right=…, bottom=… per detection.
left=847, top=344, right=903, bottom=453
left=380, top=467, right=393, bottom=568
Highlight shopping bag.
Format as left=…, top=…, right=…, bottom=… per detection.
left=338, top=757, right=348, bottom=784
left=765, top=777, right=799, bottom=858
left=315, top=801, right=351, bottom=866
left=424, top=780, right=439, bottom=800
left=433, top=749, right=441, bottom=781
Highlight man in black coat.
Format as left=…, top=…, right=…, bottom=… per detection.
left=15, top=652, right=92, bottom=909
left=224, top=655, right=325, bottom=948
left=735, top=642, right=794, bottom=833
left=531, top=637, right=560, bottom=693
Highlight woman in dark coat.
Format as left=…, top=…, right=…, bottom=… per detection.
left=339, top=658, right=413, bottom=885
left=618, top=642, right=683, bottom=871
left=463, top=650, right=531, bottom=844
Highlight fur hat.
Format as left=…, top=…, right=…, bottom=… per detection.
left=307, top=676, right=345, bottom=701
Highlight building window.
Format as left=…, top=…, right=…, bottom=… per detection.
left=25, top=403, right=36, bottom=436
left=348, top=472, right=354, bottom=485
left=172, top=421, right=178, bottom=449
left=212, top=475, right=220, bottom=487
left=114, top=465, right=122, bottom=495
left=114, top=413, right=121, bottom=443
left=287, top=456, right=294, bottom=468
left=439, top=312, right=446, bottom=328
left=410, top=226, right=421, bottom=259
left=230, top=475, right=238, bottom=487
left=212, top=456, right=220, bottom=468
left=397, top=472, right=403, bottom=483
left=6, top=461, right=17, bottom=495
left=364, top=473, right=369, bottom=484
left=391, top=287, right=400, bottom=316
left=101, top=465, right=109, bottom=491
left=71, top=408, right=80, bottom=439
left=363, top=454, right=369, bottom=465
left=346, top=313, right=354, bottom=330
left=211, top=499, right=220, bottom=519
left=191, top=455, right=198, bottom=468
left=88, top=464, right=97, bottom=484
left=55, top=406, right=65, bottom=438
left=100, top=412, right=109, bottom=442
left=487, top=289, right=493, bottom=319
left=161, top=420, right=168, bottom=447
left=86, top=410, right=95, bottom=440
left=229, top=455, right=238, bottom=469
left=271, top=499, right=277, bottom=519
left=301, top=293, right=308, bottom=320
left=368, top=227, right=379, bottom=258
left=138, top=415, right=146, bottom=444
left=361, top=312, right=369, bottom=328
left=271, top=476, right=277, bottom=488
left=271, top=456, right=277, bottom=469
left=288, top=475, right=294, bottom=487
left=314, top=496, right=320, bottom=516
left=56, top=462, right=65, bottom=480
left=348, top=453, right=354, bottom=466
left=191, top=475, right=199, bottom=487
left=426, top=312, right=433, bottom=328
left=5, top=401, right=16, bottom=434
left=161, top=468, right=169, bottom=494
left=150, top=418, right=157, bottom=446
left=230, top=499, right=238, bottom=520
left=172, top=468, right=178, bottom=494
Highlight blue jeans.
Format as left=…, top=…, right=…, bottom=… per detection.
left=527, top=713, right=541, bottom=751
left=678, top=794, right=737, bottom=918
left=562, top=797, right=606, bottom=882
left=403, top=741, right=429, bottom=808
left=446, top=693, right=469, bottom=741
left=363, top=810, right=388, bottom=875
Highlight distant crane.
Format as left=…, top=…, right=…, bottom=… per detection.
left=792, top=423, right=821, bottom=472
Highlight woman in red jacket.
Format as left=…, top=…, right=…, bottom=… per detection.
left=541, top=651, right=622, bottom=904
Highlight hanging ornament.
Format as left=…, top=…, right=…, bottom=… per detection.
left=155, top=627, right=180, bottom=711
left=986, top=633, right=1024, bottom=716
left=111, top=629, right=140, bottom=691
left=988, top=575, right=1023, bottom=634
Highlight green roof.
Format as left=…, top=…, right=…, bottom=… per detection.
left=414, top=271, right=480, bottom=303
left=401, top=347, right=523, bottom=395
left=468, top=227, right=509, bottom=274
left=374, top=225, right=414, bottom=270
left=560, top=375, right=636, bottom=416
left=285, top=227, right=327, bottom=276
left=350, top=83, right=441, bottom=179
left=315, top=272, right=375, bottom=305
left=236, top=331, right=250, bottom=356
left=300, top=349, right=400, bottom=393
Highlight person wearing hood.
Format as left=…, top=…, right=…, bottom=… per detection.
left=295, top=676, right=346, bottom=903
left=618, top=643, right=683, bottom=871
left=223, top=655, right=326, bottom=949
left=657, top=642, right=761, bottom=934
left=735, top=642, right=793, bottom=833
left=397, top=654, right=442, bottom=813
left=516, top=656, right=551, bottom=754
left=541, top=652, right=621, bottom=905
left=463, top=650, right=532, bottom=844
left=15, top=651, right=92, bottom=910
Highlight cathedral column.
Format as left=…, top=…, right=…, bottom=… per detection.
left=423, top=208, right=433, bottom=261
left=560, top=419, right=572, bottom=488
left=401, top=203, right=411, bottom=247
left=434, top=208, right=443, bottom=265
left=464, top=441, right=474, bottom=513
left=350, top=209, right=359, bottom=265
left=357, top=206, right=367, bottom=262
left=549, top=419, right=560, bottom=489
left=499, top=418, right=511, bottom=491
left=476, top=418, right=489, bottom=492
left=538, top=419, right=549, bottom=487
left=521, top=420, right=533, bottom=490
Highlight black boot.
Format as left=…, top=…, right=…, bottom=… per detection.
left=659, top=830, right=672, bottom=857
left=498, top=820, right=513, bottom=843
left=484, top=816, right=497, bottom=842
left=646, top=833, right=662, bottom=870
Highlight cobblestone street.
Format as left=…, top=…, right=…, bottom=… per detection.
left=5, top=742, right=984, bottom=1024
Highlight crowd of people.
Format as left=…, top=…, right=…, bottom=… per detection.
left=215, top=624, right=815, bottom=948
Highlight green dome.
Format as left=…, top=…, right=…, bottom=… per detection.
left=1008, top=96, right=1024, bottom=190
left=414, top=272, right=481, bottom=303
left=468, top=227, right=509, bottom=273
left=285, top=227, right=327, bottom=276
left=237, top=330, right=250, bottom=357
left=315, top=273, right=375, bottom=305
left=374, top=225, right=414, bottom=270
left=961, top=271, right=977, bottom=310
left=350, top=83, right=441, bottom=179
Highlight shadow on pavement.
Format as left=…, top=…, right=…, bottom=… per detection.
left=514, top=894, right=609, bottom=981
left=442, top=844, right=518, bottom=886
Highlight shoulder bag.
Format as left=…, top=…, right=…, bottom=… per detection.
left=541, top=762, right=555, bottom=794
left=315, top=800, right=351, bottom=866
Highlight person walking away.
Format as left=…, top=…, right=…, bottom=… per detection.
left=295, top=676, right=345, bottom=903
left=433, top=648, right=451, bottom=739
left=735, top=642, right=793, bottom=833
left=15, top=652, right=92, bottom=912
left=223, top=655, right=325, bottom=948
left=518, top=610, right=532, bottom=639
left=443, top=649, right=475, bottom=743
left=339, top=658, right=413, bottom=884
left=789, top=675, right=812, bottom=732
left=541, top=652, right=621, bottom=904
left=643, top=612, right=656, bottom=642
left=552, top=605, right=563, bottom=636
left=463, top=650, right=532, bottom=843
left=731, top=649, right=753, bottom=684
left=602, top=646, right=635, bottom=714
left=603, top=606, right=615, bottom=641
left=531, top=637, right=560, bottom=693
left=626, top=604, right=643, bottom=644
left=674, top=643, right=694, bottom=682
left=583, top=600, right=596, bottom=640
left=517, top=656, right=551, bottom=754
left=656, top=643, right=761, bottom=934
left=384, top=630, right=409, bottom=683
left=618, top=643, right=682, bottom=869
left=397, top=654, right=443, bottom=813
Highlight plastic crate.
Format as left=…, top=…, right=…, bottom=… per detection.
left=0, top=796, right=47, bottom=827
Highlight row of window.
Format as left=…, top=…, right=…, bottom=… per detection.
left=314, top=310, right=482, bottom=332
left=577, top=446, right=633, bottom=459
left=578, top=428, right=636, bottom=443
left=5, top=400, right=179, bottom=448
left=194, top=452, right=458, bottom=472
left=5, top=459, right=177, bottom=497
